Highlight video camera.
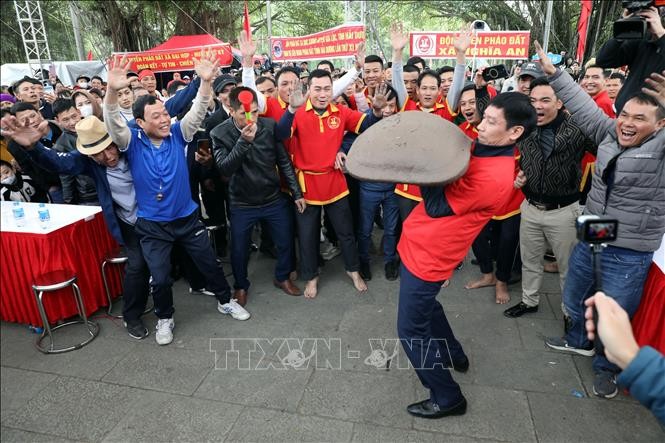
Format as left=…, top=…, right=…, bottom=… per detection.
left=576, top=215, right=618, bottom=244
left=614, top=0, right=665, bottom=40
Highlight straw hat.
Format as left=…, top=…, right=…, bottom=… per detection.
left=75, top=116, right=113, bottom=155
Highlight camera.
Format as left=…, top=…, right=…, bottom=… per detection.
left=614, top=0, right=665, bottom=40
left=576, top=215, right=619, bottom=244
left=482, top=64, right=509, bottom=82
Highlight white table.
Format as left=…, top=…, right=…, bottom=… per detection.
left=1, top=202, right=102, bottom=234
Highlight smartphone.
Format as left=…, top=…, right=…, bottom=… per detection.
left=197, top=138, right=211, bottom=155
left=482, top=64, right=509, bottom=81
left=49, top=64, right=56, bottom=78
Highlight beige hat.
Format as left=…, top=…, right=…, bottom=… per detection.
left=75, top=116, right=113, bottom=155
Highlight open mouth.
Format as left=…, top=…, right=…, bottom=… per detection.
left=620, top=129, right=636, bottom=139
left=463, top=111, right=475, bottom=120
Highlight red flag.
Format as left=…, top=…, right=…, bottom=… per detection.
left=243, top=1, right=251, bottom=38
left=576, top=0, right=592, bottom=63
left=86, top=49, right=93, bottom=61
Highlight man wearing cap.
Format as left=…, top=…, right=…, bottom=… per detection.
left=504, top=76, right=596, bottom=319
left=205, top=74, right=236, bottom=132
left=75, top=75, right=91, bottom=90
left=103, top=50, right=250, bottom=346
left=0, top=114, right=153, bottom=339
left=138, top=70, right=161, bottom=98
left=12, top=76, right=54, bottom=120
left=516, top=62, right=544, bottom=95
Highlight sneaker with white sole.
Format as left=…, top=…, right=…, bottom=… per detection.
left=593, top=371, right=618, bottom=399
left=544, top=336, right=595, bottom=357
left=218, top=299, right=251, bottom=320
left=189, top=287, right=215, bottom=296
left=155, top=318, right=175, bottom=345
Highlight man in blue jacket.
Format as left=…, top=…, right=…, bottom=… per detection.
left=0, top=115, right=151, bottom=340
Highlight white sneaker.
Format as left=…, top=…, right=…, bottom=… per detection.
left=155, top=318, right=175, bottom=345
left=189, top=287, right=215, bottom=296
left=218, top=299, right=251, bottom=321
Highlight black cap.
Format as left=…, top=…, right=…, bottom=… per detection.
left=519, top=62, right=544, bottom=80
left=126, top=71, right=139, bottom=79
left=213, top=74, right=237, bottom=94
left=76, top=74, right=91, bottom=82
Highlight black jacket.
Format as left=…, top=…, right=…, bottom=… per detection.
left=518, top=112, right=596, bottom=205
left=53, top=131, right=99, bottom=204
left=596, top=35, right=665, bottom=113
left=6, top=121, right=62, bottom=193
left=211, top=117, right=302, bottom=207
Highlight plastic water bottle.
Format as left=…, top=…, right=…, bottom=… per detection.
left=12, top=202, right=26, bottom=227
left=38, top=203, right=50, bottom=229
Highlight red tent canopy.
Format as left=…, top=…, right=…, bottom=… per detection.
left=147, top=34, right=224, bottom=52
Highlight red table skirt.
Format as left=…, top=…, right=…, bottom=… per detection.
left=0, top=213, right=122, bottom=326
left=632, top=263, right=665, bottom=354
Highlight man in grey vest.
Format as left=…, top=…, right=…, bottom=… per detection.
left=535, top=44, right=665, bottom=399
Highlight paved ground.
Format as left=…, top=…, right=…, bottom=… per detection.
left=2, top=240, right=664, bottom=442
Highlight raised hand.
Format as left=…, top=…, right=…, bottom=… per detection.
left=287, top=85, right=308, bottom=112
left=193, top=47, right=220, bottom=82
left=474, top=68, right=488, bottom=89
left=642, top=70, right=665, bottom=108
left=107, top=54, right=132, bottom=92
left=0, top=115, right=49, bottom=148
left=354, top=41, right=366, bottom=70
left=390, top=22, right=408, bottom=51
left=454, top=24, right=473, bottom=55
left=238, top=30, right=257, bottom=61
left=534, top=41, right=556, bottom=76
left=371, top=82, right=388, bottom=113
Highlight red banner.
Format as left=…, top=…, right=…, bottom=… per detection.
left=115, top=44, right=234, bottom=73
left=270, top=24, right=365, bottom=62
left=409, top=31, right=530, bottom=60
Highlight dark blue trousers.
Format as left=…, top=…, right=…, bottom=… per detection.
left=117, top=219, right=150, bottom=322
left=135, top=210, right=231, bottom=319
left=397, top=263, right=466, bottom=408
left=229, top=196, right=294, bottom=290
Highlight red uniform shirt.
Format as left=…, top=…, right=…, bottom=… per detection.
left=290, top=99, right=366, bottom=205
left=395, top=98, right=458, bottom=201
left=397, top=144, right=517, bottom=282
left=581, top=91, right=615, bottom=192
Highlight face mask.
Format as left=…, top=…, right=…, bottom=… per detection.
left=1, top=174, right=16, bottom=185
left=78, top=82, right=88, bottom=89
left=79, top=104, right=94, bottom=118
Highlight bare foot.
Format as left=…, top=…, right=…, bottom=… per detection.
left=441, top=280, right=450, bottom=288
left=495, top=281, right=510, bottom=304
left=544, top=261, right=559, bottom=273
left=465, top=273, right=497, bottom=289
left=347, top=271, right=368, bottom=292
left=304, top=277, right=319, bottom=299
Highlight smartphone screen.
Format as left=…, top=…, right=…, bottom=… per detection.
left=197, top=138, right=211, bottom=155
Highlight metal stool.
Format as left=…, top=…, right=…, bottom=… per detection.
left=101, top=248, right=152, bottom=318
left=32, top=270, right=99, bottom=354
left=206, top=225, right=223, bottom=256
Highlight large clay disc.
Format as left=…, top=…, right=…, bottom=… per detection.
left=346, top=111, right=472, bottom=185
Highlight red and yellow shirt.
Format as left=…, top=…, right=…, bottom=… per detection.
left=290, top=99, right=366, bottom=205
left=397, top=145, right=517, bottom=282
left=395, top=97, right=458, bottom=201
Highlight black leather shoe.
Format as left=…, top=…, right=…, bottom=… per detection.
left=384, top=260, right=398, bottom=281
left=503, top=302, right=538, bottom=318
left=452, top=356, right=469, bottom=373
left=360, top=261, right=372, bottom=281
left=407, top=397, right=467, bottom=419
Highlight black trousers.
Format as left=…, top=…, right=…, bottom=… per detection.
left=135, top=210, right=231, bottom=319
left=470, top=214, right=521, bottom=283
left=117, top=219, right=150, bottom=323
left=296, top=196, right=359, bottom=281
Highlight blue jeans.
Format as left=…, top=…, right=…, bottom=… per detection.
left=563, top=242, right=653, bottom=373
left=397, top=264, right=466, bottom=408
left=358, top=188, right=399, bottom=264
left=229, top=196, right=294, bottom=290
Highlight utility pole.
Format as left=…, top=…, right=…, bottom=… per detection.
left=542, top=0, right=554, bottom=53
left=69, top=1, right=85, bottom=61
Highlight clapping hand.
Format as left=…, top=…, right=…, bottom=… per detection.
left=107, top=54, right=132, bottom=92
left=193, top=47, right=221, bottom=83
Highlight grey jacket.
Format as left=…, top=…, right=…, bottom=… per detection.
left=549, top=69, right=665, bottom=252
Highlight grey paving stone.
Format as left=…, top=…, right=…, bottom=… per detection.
left=413, top=383, right=537, bottom=442
left=528, top=391, right=665, bottom=442
left=2, top=376, right=138, bottom=441
left=1, top=367, right=56, bottom=422
left=193, top=355, right=313, bottom=412
left=17, top=337, right=134, bottom=381
left=298, top=369, right=414, bottom=429
left=102, top=390, right=242, bottom=442
left=225, top=407, right=354, bottom=442
left=516, top=317, right=565, bottom=351
left=1, top=322, right=40, bottom=369
left=467, top=346, right=585, bottom=395
left=446, top=311, right=522, bottom=351
left=351, top=423, right=499, bottom=442
left=0, top=427, right=80, bottom=443
left=102, top=345, right=214, bottom=395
